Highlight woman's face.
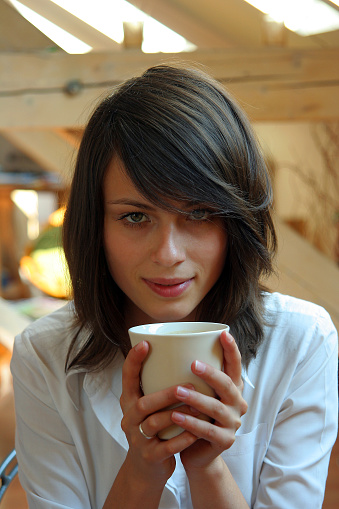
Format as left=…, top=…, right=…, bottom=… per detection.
left=103, top=156, right=228, bottom=326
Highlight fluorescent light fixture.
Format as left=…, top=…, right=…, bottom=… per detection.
left=142, top=18, right=195, bottom=53
left=243, top=0, right=339, bottom=35
left=11, top=0, right=195, bottom=53
left=10, top=0, right=92, bottom=53
left=50, top=0, right=195, bottom=53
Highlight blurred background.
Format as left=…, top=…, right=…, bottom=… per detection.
left=0, top=1, right=338, bottom=507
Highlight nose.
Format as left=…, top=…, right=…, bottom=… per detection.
left=150, top=223, right=186, bottom=267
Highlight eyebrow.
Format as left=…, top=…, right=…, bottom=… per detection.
left=106, top=199, right=157, bottom=211
left=106, top=198, right=217, bottom=215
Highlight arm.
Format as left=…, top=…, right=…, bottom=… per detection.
left=12, top=329, right=196, bottom=509
left=254, top=315, right=338, bottom=508
left=186, top=457, right=249, bottom=509
left=11, top=333, right=91, bottom=509
left=170, top=330, right=249, bottom=509
left=103, top=340, right=198, bottom=509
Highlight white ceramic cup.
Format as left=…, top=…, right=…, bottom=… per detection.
left=128, top=321, right=229, bottom=439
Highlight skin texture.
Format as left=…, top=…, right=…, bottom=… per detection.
left=102, top=156, right=249, bottom=508
left=103, top=156, right=228, bottom=327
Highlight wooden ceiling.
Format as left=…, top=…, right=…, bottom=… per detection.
left=129, top=0, right=339, bottom=48
left=0, top=0, right=338, bottom=180
left=1, top=0, right=339, bottom=51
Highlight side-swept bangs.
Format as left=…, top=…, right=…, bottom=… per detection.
left=113, top=66, right=270, bottom=213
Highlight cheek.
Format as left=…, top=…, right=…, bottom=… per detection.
left=188, top=228, right=227, bottom=285
left=103, top=229, right=143, bottom=284
left=103, top=229, right=125, bottom=278
left=205, top=229, right=228, bottom=270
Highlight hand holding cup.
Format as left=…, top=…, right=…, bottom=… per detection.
left=128, top=322, right=229, bottom=439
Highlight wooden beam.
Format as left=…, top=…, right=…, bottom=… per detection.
left=0, top=130, right=74, bottom=184
left=127, top=0, right=233, bottom=48
left=53, top=128, right=82, bottom=149
left=4, top=0, right=120, bottom=50
left=0, top=48, right=338, bottom=127
left=0, top=0, right=54, bottom=51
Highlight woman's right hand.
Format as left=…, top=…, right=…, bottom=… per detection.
left=120, top=341, right=198, bottom=488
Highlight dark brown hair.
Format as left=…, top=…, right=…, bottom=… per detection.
left=63, top=64, right=277, bottom=372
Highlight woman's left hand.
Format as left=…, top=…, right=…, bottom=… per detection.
left=171, top=329, right=248, bottom=472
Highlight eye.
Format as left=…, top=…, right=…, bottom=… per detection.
left=123, top=212, right=148, bottom=224
left=187, top=209, right=211, bottom=221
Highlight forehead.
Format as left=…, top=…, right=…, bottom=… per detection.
left=104, top=155, right=139, bottom=198
left=103, top=155, right=204, bottom=212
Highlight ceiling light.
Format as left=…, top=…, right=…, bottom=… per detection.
left=9, top=0, right=194, bottom=54
left=50, top=0, right=195, bottom=53
left=244, top=0, right=339, bottom=35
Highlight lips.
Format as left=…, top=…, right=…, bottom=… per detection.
left=143, top=277, right=194, bottom=298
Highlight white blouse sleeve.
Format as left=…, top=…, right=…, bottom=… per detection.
left=11, top=330, right=92, bottom=509
left=254, top=311, right=338, bottom=508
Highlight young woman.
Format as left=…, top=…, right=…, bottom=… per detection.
left=11, top=65, right=338, bottom=509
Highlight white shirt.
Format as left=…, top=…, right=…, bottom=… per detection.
left=11, top=292, right=338, bottom=509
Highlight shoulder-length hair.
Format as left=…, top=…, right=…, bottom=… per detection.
left=63, top=64, right=277, bottom=372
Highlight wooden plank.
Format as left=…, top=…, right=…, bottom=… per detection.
left=2, top=48, right=338, bottom=92
left=231, top=82, right=339, bottom=122
left=1, top=79, right=337, bottom=128
left=4, top=0, right=120, bottom=50
left=127, top=0, right=233, bottom=48
left=0, top=130, right=74, bottom=184
left=128, top=0, right=337, bottom=49
left=0, top=0, right=54, bottom=51
left=0, top=48, right=338, bottom=126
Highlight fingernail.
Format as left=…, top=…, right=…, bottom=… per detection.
left=172, top=411, right=185, bottom=423
left=135, top=341, right=147, bottom=351
left=225, top=333, right=233, bottom=344
left=194, top=360, right=206, bottom=374
left=177, top=386, right=189, bottom=398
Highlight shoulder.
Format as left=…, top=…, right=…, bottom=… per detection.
left=264, top=292, right=337, bottom=337
left=260, top=292, right=337, bottom=366
left=11, top=302, right=79, bottom=377
left=264, top=291, right=332, bottom=321
left=244, top=292, right=338, bottom=414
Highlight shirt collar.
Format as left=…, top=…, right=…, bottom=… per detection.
left=66, top=349, right=124, bottom=410
left=242, top=368, right=255, bottom=389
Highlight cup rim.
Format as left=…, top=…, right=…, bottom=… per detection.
left=128, top=322, right=229, bottom=336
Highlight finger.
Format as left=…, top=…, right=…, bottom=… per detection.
left=132, top=383, right=196, bottom=422
left=174, top=384, right=245, bottom=423
left=144, top=429, right=199, bottom=462
left=171, top=411, right=237, bottom=449
left=190, top=360, right=242, bottom=405
left=121, top=341, right=149, bottom=403
left=140, top=404, right=200, bottom=439
left=219, top=330, right=243, bottom=387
